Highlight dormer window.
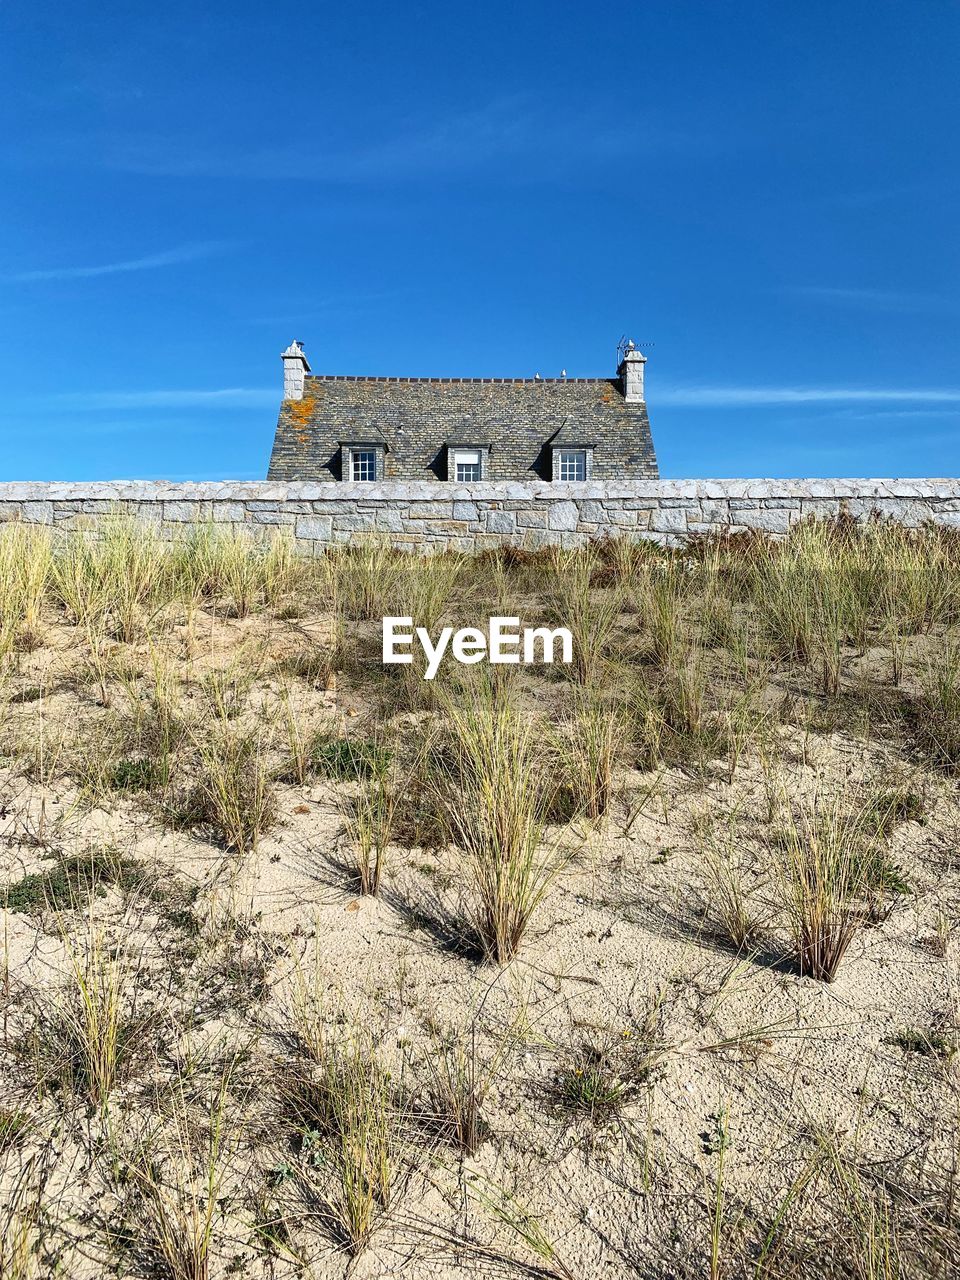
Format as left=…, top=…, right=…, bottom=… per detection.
left=454, top=449, right=482, bottom=482
left=340, top=441, right=386, bottom=482
left=553, top=448, right=591, bottom=482
left=351, top=449, right=377, bottom=482
left=447, top=444, right=489, bottom=482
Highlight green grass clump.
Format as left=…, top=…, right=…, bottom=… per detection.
left=107, top=756, right=161, bottom=793
left=0, top=1108, right=31, bottom=1152
left=178, top=727, right=276, bottom=853
left=912, top=645, right=960, bottom=772
left=438, top=687, right=564, bottom=963
left=888, top=1028, right=954, bottom=1058
left=863, top=787, right=926, bottom=837
left=9, top=685, right=42, bottom=705
left=550, top=1051, right=632, bottom=1121
left=308, top=734, right=391, bottom=781
left=280, top=645, right=334, bottom=689
left=773, top=791, right=887, bottom=980
left=20, top=928, right=150, bottom=1108
left=548, top=1019, right=666, bottom=1126
left=4, top=849, right=138, bottom=914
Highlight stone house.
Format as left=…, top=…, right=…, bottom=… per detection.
left=266, top=340, right=658, bottom=483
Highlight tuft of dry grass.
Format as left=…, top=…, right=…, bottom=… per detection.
left=438, top=683, right=568, bottom=962
left=285, top=1032, right=401, bottom=1255
left=701, top=813, right=763, bottom=952
left=23, top=915, right=149, bottom=1109
left=914, top=641, right=960, bottom=772
left=0, top=1159, right=43, bottom=1280
left=0, top=523, right=52, bottom=653
left=771, top=787, right=876, bottom=982
left=554, top=698, right=625, bottom=821
left=546, top=547, right=625, bottom=686
left=128, top=1070, right=234, bottom=1280
left=343, top=737, right=398, bottom=896
left=423, top=983, right=515, bottom=1156
left=181, top=720, right=277, bottom=854
left=328, top=539, right=405, bottom=622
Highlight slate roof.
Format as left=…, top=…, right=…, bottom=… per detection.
left=267, top=374, right=658, bottom=482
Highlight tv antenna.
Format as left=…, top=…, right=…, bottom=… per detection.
left=617, top=336, right=656, bottom=363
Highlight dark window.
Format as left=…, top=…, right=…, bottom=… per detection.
left=351, top=449, right=377, bottom=482
left=453, top=448, right=483, bottom=482
left=556, top=449, right=587, bottom=481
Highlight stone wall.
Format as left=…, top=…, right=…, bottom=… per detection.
left=0, top=480, right=958, bottom=551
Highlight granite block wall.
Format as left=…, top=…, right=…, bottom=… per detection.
left=0, top=480, right=958, bottom=552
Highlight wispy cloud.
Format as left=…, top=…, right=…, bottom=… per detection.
left=6, top=240, right=237, bottom=282
left=793, top=285, right=960, bottom=313
left=5, top=98, right=717, bottom=184
left=247, top=289, right=409, bottom=326
left=825, top=407, right=960, bottom=422
left=656, top=385, right=960, bottom=408
left=49, top=387, right=275, bottom=410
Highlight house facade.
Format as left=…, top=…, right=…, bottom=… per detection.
left=266, top=340, right=658, bottom=483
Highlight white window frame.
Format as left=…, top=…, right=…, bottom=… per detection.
left=555, top=449, right=588, bottom=482
left=350, top=448, right=377, bottom=482
left=453, top=448, right=483, bottom=483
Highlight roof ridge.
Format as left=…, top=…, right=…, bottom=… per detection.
left=304, top=374, right=614, bottom=385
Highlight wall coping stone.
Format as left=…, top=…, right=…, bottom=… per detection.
left=0, top=479, right=958, bottom=503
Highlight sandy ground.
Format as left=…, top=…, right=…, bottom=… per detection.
left=1, top=604, right=958, bottom=1279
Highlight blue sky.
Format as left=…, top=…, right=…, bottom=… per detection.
left=1, top=0, right=958, bottom=480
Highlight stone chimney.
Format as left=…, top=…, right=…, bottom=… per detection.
left=281, top=339, right=311, bottom=400
left=618, top=340, right=646, bottom=404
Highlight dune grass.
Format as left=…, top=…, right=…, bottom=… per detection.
left=438, top=682, right=569, bottom=962
left=0, top=514, right=959, bottom=1274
